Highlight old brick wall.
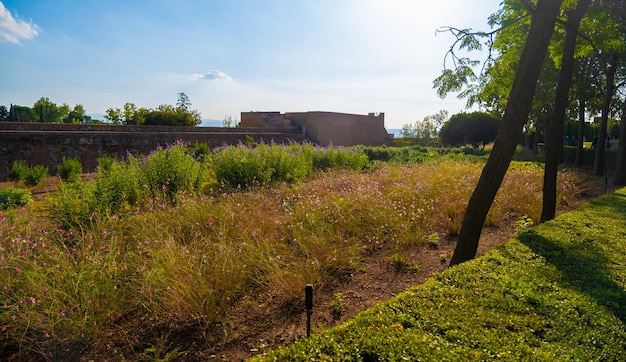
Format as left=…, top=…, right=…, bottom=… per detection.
left=0, top=123, right=304, bottom=181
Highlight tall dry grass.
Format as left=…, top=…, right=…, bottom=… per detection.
left=0, top=158, right=594, bottom=359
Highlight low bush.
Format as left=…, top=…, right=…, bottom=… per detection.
left=57, top=157, right=83, bottom=182
left=7, top=160, right=29, bottom=182
left=24, top=164, right=49, bottom=186
left=0, top=187, right=33, bottom=210
left=51, top=142, right=209, bottom=228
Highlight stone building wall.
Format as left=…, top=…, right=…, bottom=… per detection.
left=240, top=111, right=393, bottom=146
left=0, top=123, right=304, bottom=181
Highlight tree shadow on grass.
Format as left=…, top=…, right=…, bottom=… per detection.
left=517, top=229, right=626, bottom=324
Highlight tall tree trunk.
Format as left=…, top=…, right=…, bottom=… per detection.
left=593, top=54, right=618, bottom=176
left=450, top=0, right=563, bottom=266
left=614, top=98, right=626, bottom=185
left=575, top=98, right=586, bottom=166
left=541, top=0, right=590, bottom=223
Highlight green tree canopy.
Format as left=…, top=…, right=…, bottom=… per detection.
left=439, top=111, right=500, bottom=149
left=10, top=105, right=37, bottom=122
left=32, top=97, right=68, bottom=123
left=0, top=105, right=9, bottom=121
left=401, top=110, right=449, bottom=139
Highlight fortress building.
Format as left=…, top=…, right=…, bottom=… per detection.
left=240, top=111, right=394, bottom=147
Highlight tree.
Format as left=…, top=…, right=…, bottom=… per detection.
left=401, top=110, right=449, bottom=139
left=10, top=105, right=37, bottom=122
left=541, top=0, right=591, bottom=223
left=439, top=112, right=500, bottom=149
left=450, top=0, right=563, bottom=266
left=593, top=54, right=619, bottom=175
left=176, top=92, right=192, bottom=111
left=104, top=107, right=122, bottom=124
left=615, top=98, right=626, bottom=185
left=144, top=104, right=200, bottom=126
left=32, top=97, right=68, bottom=123
left=64, top=104, right=91, bottom=124
left=223, top=114, right=234, bottom=128
left=0, top=105, right=9, bottom=121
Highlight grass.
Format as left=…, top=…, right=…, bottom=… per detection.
left=254, top=188, right=626, bottom=361
left=0, top=143, right=599, bottom=360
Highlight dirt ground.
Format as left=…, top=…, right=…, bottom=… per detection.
left=0, top=174, right=613, bottom=361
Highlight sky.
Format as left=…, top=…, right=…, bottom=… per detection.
left=0, top=1, right=501, bottom=129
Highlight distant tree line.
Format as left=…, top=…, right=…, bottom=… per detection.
left=0, top=92, right=201, bottom=127
left=399, top=110, right=501, bottom=150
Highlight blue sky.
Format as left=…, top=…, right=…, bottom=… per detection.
left=0, top=1, right=500, bottom=128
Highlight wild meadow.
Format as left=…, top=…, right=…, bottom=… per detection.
left=0, top=142, right=595, bottom=360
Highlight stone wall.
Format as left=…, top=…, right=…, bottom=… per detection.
left=0, top=122, right=305, bottom=181
left=240, top=111, right=393, bottom=146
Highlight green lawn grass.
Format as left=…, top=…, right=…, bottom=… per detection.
left=254, top=188, right=626, bottom=361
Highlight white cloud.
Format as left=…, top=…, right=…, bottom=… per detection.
left=191, top=70, right=232, bottom=81
left=0, top=1, right=40, bottom=44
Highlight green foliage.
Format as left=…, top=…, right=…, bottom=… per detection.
left=140, top=142, right=208, bottom=201
left=514, top=215, right=534, bottom=235
left=0, top=105, right=9, bottom=121
left=143, top=104, right=201, bottom=126
left=330, top=293, right=345, bottom=317
left=210, top=142, right=368, bottom=190
left=8, top=160, right=29, bottom=182
left=96, top=155, right=114, bottom=172
left=188, top=141, right=210, bottom=161
left=9, top=160, right=50, bottom=186
left=256, top=189, right=626, bottom=361
left=33, top=97, right=68, bottom=123
left=57, top=157, right=83, bottom=182
left=0, top=187, right=33, bottom=210
left=9, top=105, right=37, bottom=122
left=24, top=165, right=49, bottom=186
left=311, top=146, right=370, bottom=171
left=51, top=143, right=208, bottom=228
left=428, top=232, right=439, bottom=249
left=401, top=110, right=449, bottom=139
left=439, top=111, right=500, bottom=149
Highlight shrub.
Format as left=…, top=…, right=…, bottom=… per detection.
left=0, top=187, right=33, bottom=210
left=97, top=155, right=114, bottom=173
left=57, top=157, right=83, bottom=182
left=210, top=143, right=277, bottom=189
left=8, top=160, right=29, bottom=182
left=440, top=111, right=500, bottom=149
left=140, top=142, right=208, bottom=201
left=24, top=164, right=49, bottom=186
left=311, top=146, right=370, bottom=171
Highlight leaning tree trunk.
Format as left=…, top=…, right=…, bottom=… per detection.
left=593, top=54, right=618, bottom=176
left=614, top=98, right=626, bottom=185
left=450, top=0, right=563, bottom=266
left=575, top=98, right=586, bottom=166
left=541, top=0, right=590, bottom=223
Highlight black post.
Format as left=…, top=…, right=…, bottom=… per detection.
left=305, top=285, right=313, bottom=337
